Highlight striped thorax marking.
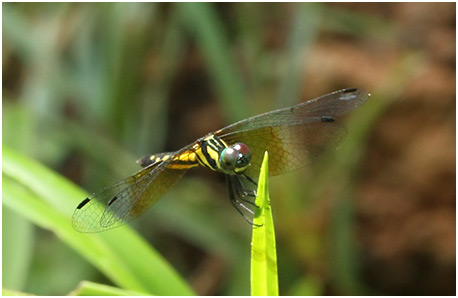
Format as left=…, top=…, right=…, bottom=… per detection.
left=195, top=135, right=229, bottom=171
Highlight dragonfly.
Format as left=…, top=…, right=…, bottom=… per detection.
left=72, top=88, right=369, bottom=232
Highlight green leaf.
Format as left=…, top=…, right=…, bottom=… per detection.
left=69, top=281, right=149, bottom=296
left=250, top=151, right=279, bottom=296
left=2, top=146, right=194, bottom=296
left=2, top=288, right=33, bottom=296
left=2, top=208, right=34, bottom=291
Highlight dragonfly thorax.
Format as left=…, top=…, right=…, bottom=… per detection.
left=196, top=135, right=251, bottom=175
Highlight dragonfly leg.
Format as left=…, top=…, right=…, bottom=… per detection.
left=242, top=189, right=257, bottom=198
left=229, top=198, right=257, bottom=225
left=243, top=174, right=258, bottom=187
left=230, top=197, right=262, bottom=227
left=228, top=175, right=254, bottom=212
left=234, top=175, right=258, bottom=207
left=226, top=175, right=261, bottom=225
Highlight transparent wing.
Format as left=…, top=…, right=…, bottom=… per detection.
left=216, top=88, right=369, bottom=177
left=72, top=157, right=187, bottom=233
left=221, top=121, right=344, bottom=177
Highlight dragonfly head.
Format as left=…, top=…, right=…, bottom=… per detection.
left=219, top=143, right=251, bottom=174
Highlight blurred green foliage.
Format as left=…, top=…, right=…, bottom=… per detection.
left=3, top=2, right=420, bottom=296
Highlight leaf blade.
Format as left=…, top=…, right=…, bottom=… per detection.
left=2, top=146, right=194, bottom=295
left=250, top=151, right=279, bottom=295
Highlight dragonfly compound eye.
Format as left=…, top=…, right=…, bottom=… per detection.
left=220, top=143, right=251, bottom=174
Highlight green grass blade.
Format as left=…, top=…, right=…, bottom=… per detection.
left=2, top=146, right=194, bottom=296
left=275, top=3, right=321, bottom=107
left=2, top=208, right=34, bottom=291
left=177, top=2, right=247, bottom=122
left=2, top=288, right=33, bottom=296
left=69, top=281, right=149, bottom=296
left=250, top=152, right=279, bottom=296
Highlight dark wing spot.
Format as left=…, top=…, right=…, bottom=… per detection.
left=77, top=198, right=91, bottom=209
left=107, top=196, right=118, bottom=206
left=321, top=116, right=335, bottom=122
left=343, top=87, right=357, bottom=93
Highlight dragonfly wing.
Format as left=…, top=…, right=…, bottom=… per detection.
left=72, top=159, right=187, bottom=233
left=220, top=120, right=344, bottom=177
left=216, top=89, right=369, bottom=177
left=216, top=88, right=368, bottom=135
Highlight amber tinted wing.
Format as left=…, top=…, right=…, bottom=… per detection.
left=72, top=156, right=187, bottom=233
left=215, top=88, right=369, bottom=177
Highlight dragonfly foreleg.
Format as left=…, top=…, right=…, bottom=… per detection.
left=226, top=175, right=260, bottom=225
left=234, top=175, right=258, bottom=206
left=243, top=174, right=258, bottom=187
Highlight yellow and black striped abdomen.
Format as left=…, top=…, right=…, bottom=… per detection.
left=137, top=150, right=199, bottom=170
